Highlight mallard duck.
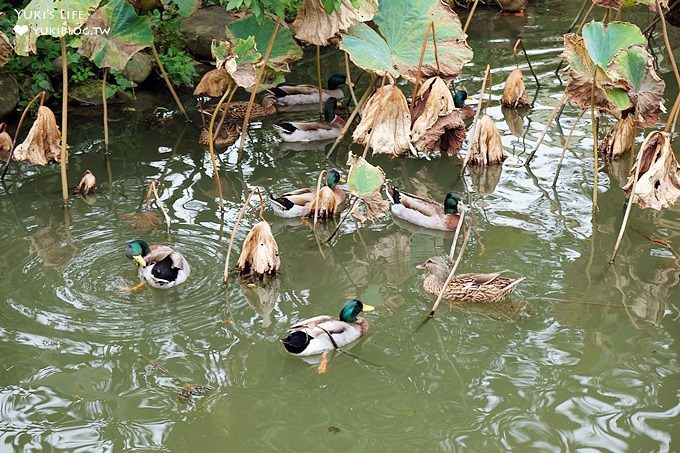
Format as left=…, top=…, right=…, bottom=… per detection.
left=417, top=256, right=525, bottom=303
left=385, top=184, right=462, bottom=231
left=269, top=74, right=346, bottom=106
left=198, top=121, right=239, bottom=147
left=453, top=90, right=475, bottom=121
left=201, top=93, right=277, bottom=121
left=270, top=169, right=345, bottom=218
left=281, top=299, right=375, bottom=356
left=273, top=97, right=345, bottom=142
left=125, top=240, right=191, bottom=289
left=497, top=0, right=527, bottom=15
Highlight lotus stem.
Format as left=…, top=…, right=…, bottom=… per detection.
left=1, top=91, right=45, bottom=180
left=430, top=22, right=440, bottom=76
left=149, top=180, right=171, bottom=234
left=151, top=42, right=190, bottom=122
left=212, top=83, right=237, bottom=147
left=344, top=52, right=358, bottom=108
left=656, top=0, right=680, bottom=131
left=610, top=142, right=642, bottom=263
left=411, top=23, right=432, bottom=115
left=317, top=45, right=323, bottom=116
left=590, top=66, right=598, bottom=213
left=60, top=36, right=69, bottom=207
left=429, top=223, right=470, bottom=318
left=223, top=188, right=257, bottom=284
left=326, top=78, right=375, bottom=158
left=513, top=39, right=540, bottom=88
left=239, top=17, right=281, bottom=153
left=447, top=207, right=466, bottom=264
left=463, top=0, right=480, bottom=34
left=102, top=67, right=109, bottom=154
left=312, top=169, right=327, bottom=227
left=667, top=93, right=680, bottom=134
left=552, top=108, right=587, bottom=188
left=208, top=82, right=235, bottom=212
left=524, top=92, right=568, bottom=167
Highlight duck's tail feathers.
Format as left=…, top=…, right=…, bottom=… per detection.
left=385, top=183, right=400, bottom=205
left=273, top=123, right=296, bottom=135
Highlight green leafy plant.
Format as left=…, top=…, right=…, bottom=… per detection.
left=158, top=46, right=198, bottom=87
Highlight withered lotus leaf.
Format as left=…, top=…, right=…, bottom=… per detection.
left=501, top=68, right=530, bottom=109
left=292, top=0, right=378, bottom=46
left=237, top=221, right=281, bottom=277
left=623, top=131, right=680, bottom=210
left=353, top=84, right=412, bottom=157
left=13, top=106, right=63, bottom=166
left=193, top=69, right=231, bottom=97
left=75, top=170, right=96, bottom=195
left=600, top=116, right=635, bottom=159
left=465, top=115, right=506, bottom=166
left=308, top=186, right=339, bottom=220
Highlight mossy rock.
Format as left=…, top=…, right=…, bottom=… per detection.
left=181, top=6, right=236, bottom=60
left=122, top=52, right=153, bottom=84
left=69, top=79, right=130, bottom=105
left=0, top=73, right=20, bottom=118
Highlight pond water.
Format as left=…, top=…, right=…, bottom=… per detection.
left=1, top=2, right=680, bottom=451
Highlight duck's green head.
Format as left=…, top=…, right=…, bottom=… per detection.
left=126, top=240, right=150, bottom=267
left=453, top=90, right=467, bottom=109
left=443, top=192, right=462, bottom=215
left=326, top=169, right=344, bottom=188
left=338, top=299, right=375, bottom=323
left=328, top=73, right=347, bottom=90
left=323, top=97, right=338, bottom=123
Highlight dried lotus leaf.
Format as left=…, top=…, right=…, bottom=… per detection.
left=193, top=69, right=231, bottom=97
left=13, top=106, right=62, bottom=166
left=237, top=221, right=281, bottom=277
left=465, top=115, right=506, bottom=166
left=500, top=68, right=530, bottom=108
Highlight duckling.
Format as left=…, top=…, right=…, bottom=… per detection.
left=386, top=184, right=462, bottom=231
left=270, top=169, right=345, bottom=218
left=201, top=93, right=277, bottom=121
left=281, top=299, right=375, bottom=356
left=125, top=240, right=190, bottom=289
left=418, top=256, right=525, bottom=303
left=269, top=73, right=346, bottom=106
left=273, top=97, right=345, bottom=142
left=496, top=0, right=527, bottom=15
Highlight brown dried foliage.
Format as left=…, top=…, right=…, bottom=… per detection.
left=193, top=69, right=231, bottom=97
left=13, top=106, right=62, bottom=166
left=465, top=115, right=506, bottom=166
left=293, top=0, right=378, bottom=46
left=600, top=116, right=635, bottom=159
left=501, top=68, right=530, bottom=108
left=237, top=221, right=281, bottom=277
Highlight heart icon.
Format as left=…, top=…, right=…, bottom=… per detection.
left=14, top=24, right=29, bottom=36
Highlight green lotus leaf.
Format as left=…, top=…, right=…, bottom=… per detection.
left=226, top=14, right=303, bottom=73
left=15, top=0, right=100, bottom=56
left=78, top=0, right=152, bottom=71
left=347, top=153, right=386, bottom=198
left=340, top=0, right=473, bottom=81
left=582, top=21, right=645, bottom=69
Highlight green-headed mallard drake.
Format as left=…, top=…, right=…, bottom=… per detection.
left=270, top=169, right=345, bottom=218
left=497, top=0, right=527, bottom=15
left=386, top=184, right=462, bottom=231
left=454, top=90, right=475, bottom=121
left=269, top=74, right=346, bottom=106
left=201, top=93, right=277, bottom=121
left=417, top=256, right=524, bottom=303
left=273, top=97, right=345, bottom=143
left=281, top=299, right=375, bottom=356
left=125, top=240, right=191, bottom=289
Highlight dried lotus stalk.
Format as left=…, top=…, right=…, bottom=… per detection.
left=237, top=221, right=281, bottom=277
left=600, top=116, right=635, bottom=159
left=501, top=68, right=530, bottom=108
left=465, top=115, right=506, bottom=166
left=13, top=106, right=62, bottom=165
left=623, top=131, right=680, bottom=210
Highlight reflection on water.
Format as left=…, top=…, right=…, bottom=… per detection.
left=1, top=2, right=680, bottom=451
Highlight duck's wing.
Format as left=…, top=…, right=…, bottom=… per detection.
left=147, top=245, right=185, bottom=269
left=276, top=187, right=315, bottom=206
left=271, top=84, right=319, bottom=97
left=399, top=191, right=443, bottom=217
left=277, top=121, right=334, bottom=133
left=290, top=315, right=335, bottom=330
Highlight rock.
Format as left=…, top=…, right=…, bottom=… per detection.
left=123, top=52, right=153, bottom=84
left=0, top=74, right=20, bottom=118
left=69, top=80, right=130, bottom=105
left=181, top=6, right=236, bottom=60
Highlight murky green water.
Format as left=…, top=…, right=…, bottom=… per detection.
left=2, top=2, right=680, bottom=451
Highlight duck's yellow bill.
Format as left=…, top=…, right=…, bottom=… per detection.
left=362, top=304, right=376, bottom=312
left=133, top=255, right=146, bottom=267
